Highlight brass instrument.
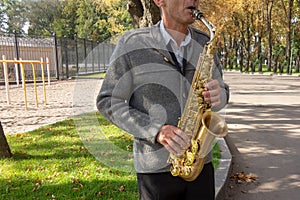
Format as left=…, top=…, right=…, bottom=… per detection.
left=168, top=9, right=228, bottom=182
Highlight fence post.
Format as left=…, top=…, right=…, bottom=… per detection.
left=84, top=38, right=87, bottom=73
left=46, top=57, right=50, bottom=86
left=64, top=36, right=69, bottom=79
left=40, top=57, right=47, bottom=104
left=75, top=34, right=79, bottom=74
left=97, top=41, right=101, bottom=72
left=91, top=41, right=95, bottom=73
left=103, top=42, right=106, bottom=70
left=53, top=33, right=60, bottom=80
left=14, top=58, right=20, bottom=87
left=2, top=55, right=11, bottom=105
left=14, top=32, right=21, bottom=84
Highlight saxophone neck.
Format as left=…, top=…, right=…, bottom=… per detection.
left=192, top=9, right=216, bottom=50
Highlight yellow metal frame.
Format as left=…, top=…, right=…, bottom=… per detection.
left=0, top=55, right=49, bottom=110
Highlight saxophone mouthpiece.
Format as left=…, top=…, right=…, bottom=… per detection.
left=191, top=9, right=204, bottom=20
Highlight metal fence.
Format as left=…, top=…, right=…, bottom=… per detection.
left=0, top=32, right=115, bottom=83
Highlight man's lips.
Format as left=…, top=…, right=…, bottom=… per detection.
left=185, top=6, right=197, bottom=16
left=186, top=6, right=196, bottom=11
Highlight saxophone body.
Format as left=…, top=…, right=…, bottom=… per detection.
left=168, top=9, right=228, bottom=182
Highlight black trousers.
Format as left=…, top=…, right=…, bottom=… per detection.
left=137, top=162, right=215, bottom=200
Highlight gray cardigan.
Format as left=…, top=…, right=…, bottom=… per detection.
left=96, top=22, right=229, bottom=173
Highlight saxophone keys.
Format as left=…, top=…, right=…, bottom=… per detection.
left=185, top=151, right=195, bottom=166
left=191, top=140, right=199, bottom=154
left=182, top=166, right=192, bottom=176
left=170, top=165, right=180, bottom=176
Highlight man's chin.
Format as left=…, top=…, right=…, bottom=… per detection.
left=186, top=18, right=196, bottom=25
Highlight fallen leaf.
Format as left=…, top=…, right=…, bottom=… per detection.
left=102, top=185, right=109, bottom=189
left=231, top=172, right=257, bottom=184
left=119, top=185, right=126, bottom=191
left=71, top=178, right=84, bottom=188
left=97, top=191, right=104, bottom=196
left=19, top=150, right=26, bottom=155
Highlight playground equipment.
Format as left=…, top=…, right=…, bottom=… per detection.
left=0, top=55, right=50, bottom=110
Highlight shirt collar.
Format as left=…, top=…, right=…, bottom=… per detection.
left=159, top=20, right=191, bottom=48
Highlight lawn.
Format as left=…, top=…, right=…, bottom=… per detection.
left=0, top=112, right=220, bottom=200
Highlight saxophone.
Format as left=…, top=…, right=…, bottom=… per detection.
left=168, top=9, right=228, bottom=182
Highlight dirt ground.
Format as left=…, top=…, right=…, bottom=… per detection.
left=0, top=78, right=102, bottom=134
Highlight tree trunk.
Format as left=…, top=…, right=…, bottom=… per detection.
left=279, top=63, right=284, bottom=74
left=257, top=3, right=263, bottom=74
left=127, top=0, right=160, bottom=28
left=274, top=56, right=279, bottom=74
left=235, top=39, right=239, bottom=70
left=245, top=25, right=251, bottom=73
left=284, top=0, right=294, bottom=75
left=267, top=1, right=273, bottom=72
left=296, top=53, right=300, bottom=73
left=239, top=21, right=245, bottom=72
left=0, top=122, right=12, bottom=158
left=257, top=36, right=263, bottom=73
left=223, top=34, right=228, bottom=70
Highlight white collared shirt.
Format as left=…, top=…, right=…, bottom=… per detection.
left=159, top=20, right=191, bottom=66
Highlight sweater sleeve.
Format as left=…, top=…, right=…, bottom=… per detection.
left=212, top=52, right=230, bottom=112
left=96, top=36, right=163, bottom=143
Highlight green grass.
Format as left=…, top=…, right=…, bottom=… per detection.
left=76, top=73, right=106, bottom=79
left=0, top=112, right=221, bottom=200
left=225, top=65, right=300, bottom=76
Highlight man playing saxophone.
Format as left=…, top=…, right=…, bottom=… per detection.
left=97, top=0, right=229, bottom=199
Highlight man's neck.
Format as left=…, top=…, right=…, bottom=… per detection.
left=162, top=18, right=189, bottom=46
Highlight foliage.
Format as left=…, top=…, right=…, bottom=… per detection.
left=92, top=0, right=133, bottom=41
left=24, top=0, right=61, bottom=36
left=0, top=0, right=27, bottom=34
left=13, top=0, right=133, bottom=41
left=208, top=0, right=300, bottom=74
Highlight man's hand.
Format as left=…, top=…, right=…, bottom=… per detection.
left=156, top=125, right=190, bottom=157
left=202, top=80, right=221, bottom=107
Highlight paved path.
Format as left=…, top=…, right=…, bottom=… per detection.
left=222, top=71, right=300, bottom=200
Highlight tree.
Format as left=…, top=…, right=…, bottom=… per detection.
left=17, top=0, right=133, bottom=41
left=92, top=0, right=133, bottom=41
left=127, top=0, right=160, bottom=28
left=266, top=0, right=274, bottom=72
left=55, top=0, right=133, bottom=41
left=0, top=122, right=12, bottom=158
left=24, top=0, right=61, bottom=36
left=0, top=0, right=27, bottom=34
left=279, top=0, right=295, bottom=74
left=0, top=2, right=5, bottom=31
